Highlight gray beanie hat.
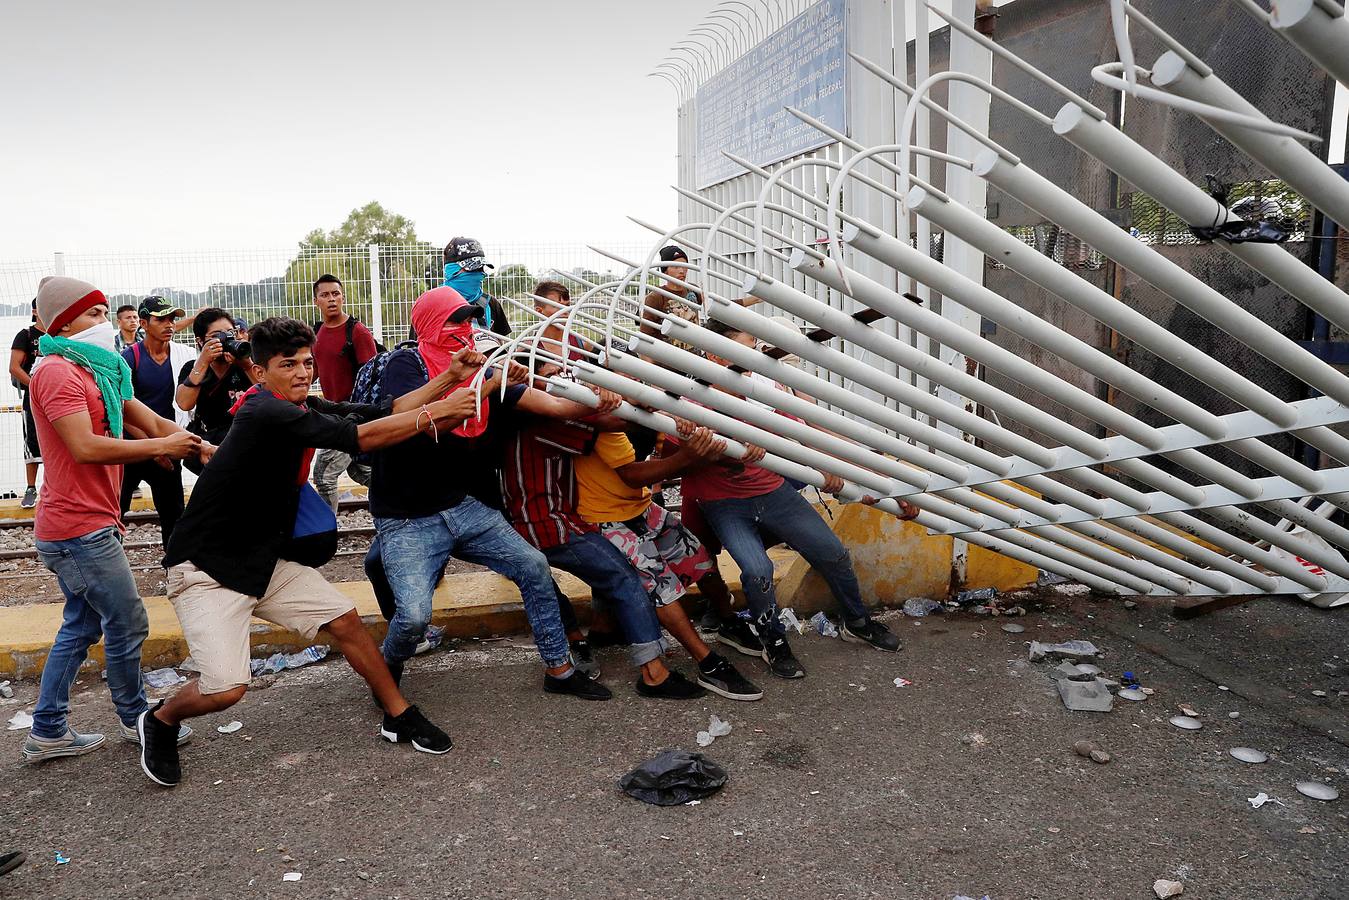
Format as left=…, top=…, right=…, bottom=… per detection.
left=36, top=276, right=106, bottom=336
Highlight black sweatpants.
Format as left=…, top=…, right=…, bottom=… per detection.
left=119, top=459, right=184, bottom=549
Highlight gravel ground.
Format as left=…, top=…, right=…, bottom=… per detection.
left=1, top=594, right=1345, bottom=899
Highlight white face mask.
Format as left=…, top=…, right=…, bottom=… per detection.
left=68, top=320, right=117, bottom=354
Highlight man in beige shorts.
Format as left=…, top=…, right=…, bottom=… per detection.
left=138, top=317, right=486, bottom=787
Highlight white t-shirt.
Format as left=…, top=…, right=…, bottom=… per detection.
left=169, top=342, right=196, bottom=430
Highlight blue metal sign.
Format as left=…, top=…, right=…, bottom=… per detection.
left=695, top=0, right=849, bottom=190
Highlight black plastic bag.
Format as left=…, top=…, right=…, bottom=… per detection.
left=618, top=749, right=728, bottom=806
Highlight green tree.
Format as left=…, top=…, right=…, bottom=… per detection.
left=284, top=202, right=433, bottom=336
left=301, top=201, right=418, bottom=248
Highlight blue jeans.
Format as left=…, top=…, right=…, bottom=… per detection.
left=376, top=497, right=571, bottom=668
left=542, top=532, right=666, bottom=667
left=33, top=526, right=148, bottom=738
left=367, top=536, right=580, bottom=633
left=699, top=482, right=869, bottom=638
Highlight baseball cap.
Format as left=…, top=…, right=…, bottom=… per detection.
left=232, top=316, right=249, bottom=331
left=444, top=237, right=495, bottom=273
left=139, top=295, right=186, bottom=319
left=448, top=303, right=486, bottom=323
left=658, top=245, right=689, bottom=265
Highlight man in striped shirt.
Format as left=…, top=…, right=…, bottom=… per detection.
left=500, top=396, right=706, bottom=700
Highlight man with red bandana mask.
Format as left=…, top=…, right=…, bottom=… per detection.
left=365, top=287, right=622, bottom=700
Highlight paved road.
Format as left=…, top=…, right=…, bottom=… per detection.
left=2, top=594, right=1345, bottom=899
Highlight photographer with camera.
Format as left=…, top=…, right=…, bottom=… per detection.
left=176, top=307, right=254, bottom=453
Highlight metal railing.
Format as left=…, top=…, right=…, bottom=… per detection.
left=512, top=0, right=1349, bottom=605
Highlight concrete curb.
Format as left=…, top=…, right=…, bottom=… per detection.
left=0, top=548, right=802, bottom=680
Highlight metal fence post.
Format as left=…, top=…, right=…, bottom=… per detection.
left=369, top=244, right=383, bottom=345
left=53, top=251, right=65, bottom=276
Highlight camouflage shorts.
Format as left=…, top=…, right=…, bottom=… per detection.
left=597, top=505, right=713, bottom=607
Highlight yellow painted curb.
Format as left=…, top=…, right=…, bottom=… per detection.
left=777, top=502, right=1039, bottom=609
left=0, top=548, right=798, bottom=680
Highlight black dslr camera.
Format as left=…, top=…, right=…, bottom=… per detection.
left=211, top=330, right=251, bottom=360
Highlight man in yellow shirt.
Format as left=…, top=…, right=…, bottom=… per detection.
left=575, top=424, right=763, bottom=701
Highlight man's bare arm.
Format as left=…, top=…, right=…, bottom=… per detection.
left=8, top=349, right=30, bottom=389
left=50, top=410, right=199, bottom=465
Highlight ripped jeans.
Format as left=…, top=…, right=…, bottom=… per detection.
left=698, top=482, right=869, bottom=638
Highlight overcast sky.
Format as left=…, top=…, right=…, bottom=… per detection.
left=0, top=0, right=725, bottom=257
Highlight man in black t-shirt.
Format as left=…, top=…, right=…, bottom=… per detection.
left=8, top=299, right=44, bottom=508
left=367, top=287, right=616, bottom=701
left=142, top=317, right=480, bottom=788
left=175, top=306, right=254, bottom=455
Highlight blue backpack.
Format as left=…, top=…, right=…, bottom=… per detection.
left=349, top=342, right=426, bottom=465
left=350, top=341, right=424, bottom=407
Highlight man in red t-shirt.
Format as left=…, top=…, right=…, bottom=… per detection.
left=22, top=276, right=208, bottom=765
left=674, top=321, right=916, bottom=681
left=311, top=274, right=379, bottom=510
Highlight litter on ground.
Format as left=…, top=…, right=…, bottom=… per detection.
left=809, top=611, right=838, bottom=637
left=696, top=714, right=732, bottom=747
left=250, top=645, right=329, bottom=677
left=143, top=667, right=186, bottom=689
left=1028, top=639, right=1100, bottom=662
left=777, top=608, right=805, bottom=635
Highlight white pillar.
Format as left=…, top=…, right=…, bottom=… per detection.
left=368, top=244, right=383, bottom=345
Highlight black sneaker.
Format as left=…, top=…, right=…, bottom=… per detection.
left=380, top=704, right=452, bottom=754
left=840, top=617, right=901, bottom=652
left=543, top=669, right=613, bottom=701
left=636, top=670, right=706, bottom=700
left=761, top=635, right=806, bottom=679
left=137, top=701, right=181, bottom=787
left=371, top=660, right=404, bottom=709
left=697, top=652, right=764, bottom=701
left=716, top=618, right=764, bottom=656
left=570, top=640, right=601, bottom=680
left=585, top=628, right=628, bottom=649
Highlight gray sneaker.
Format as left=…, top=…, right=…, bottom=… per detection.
left=119, top=720, right=194, bottom=747
left=22, top=727, right=106, bottom=763
left=20, top=486, right=36, bottom=509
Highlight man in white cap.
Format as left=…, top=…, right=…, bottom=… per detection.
left=22, top=276, right=206, bottom=765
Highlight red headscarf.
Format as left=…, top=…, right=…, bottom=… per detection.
left=411, top=286, right=489, bottom=438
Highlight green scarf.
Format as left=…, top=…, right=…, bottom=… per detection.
left=37, top=334, right=135, bottom=438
